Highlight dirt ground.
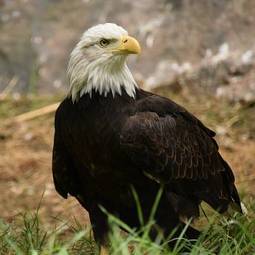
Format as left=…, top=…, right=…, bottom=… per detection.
left=0, top=94, right=255, bottom=228
left=0, top=111, right=89, bottom=227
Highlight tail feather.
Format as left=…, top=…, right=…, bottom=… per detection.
left=231, top=185, right=242, bottom=212
left=220, top=158, right=242, bottom=212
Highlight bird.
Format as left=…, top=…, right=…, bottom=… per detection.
left=52, top=23, right=242, bottom=254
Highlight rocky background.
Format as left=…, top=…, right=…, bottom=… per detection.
left=1, top=0, right=255, bottom=102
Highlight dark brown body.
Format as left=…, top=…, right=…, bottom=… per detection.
left=52, top=88, right=241, bottom=245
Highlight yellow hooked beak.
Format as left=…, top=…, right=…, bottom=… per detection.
left=114, top=35, right=141, bottom=55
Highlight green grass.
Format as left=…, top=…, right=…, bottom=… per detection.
left=0, top=212, right=95, bottom=255
left=0, top=199, right=254, bottom=255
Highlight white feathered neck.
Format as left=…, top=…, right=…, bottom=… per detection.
left=68, top=52, right=137, bottom=101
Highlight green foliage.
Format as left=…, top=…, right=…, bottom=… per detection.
left=105, top=191, right=255, bottom=255
left=0, top=197, right=254, bottom=254
left=0, top=212, right=95, bottom=255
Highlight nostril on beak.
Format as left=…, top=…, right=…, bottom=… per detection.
left=123, top=39, right=128, bottom=43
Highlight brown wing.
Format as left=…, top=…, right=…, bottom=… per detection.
left=120, top=111, right=223, bottom=181
left=120, top=108, right=241, bottom=213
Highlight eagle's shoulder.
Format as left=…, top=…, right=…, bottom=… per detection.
left=55, top=97, right=73, bottom=122
left=135, top=89, right=215, bottom=138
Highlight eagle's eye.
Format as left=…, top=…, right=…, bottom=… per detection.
left=99, top=38, right=110, bottom=47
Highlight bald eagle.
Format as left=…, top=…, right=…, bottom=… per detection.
left=52, top=23, right=242, bottom=254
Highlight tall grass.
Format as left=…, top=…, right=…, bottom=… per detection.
left=0, top=212, right=95, bottom=255
left=0, top=198, right=254, bottom=255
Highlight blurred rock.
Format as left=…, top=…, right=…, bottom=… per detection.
left=0, top=0, right=255, bottom=102
left=143, top=59, right=192, bottom=93
left=147, top=44, right=255, bottom=103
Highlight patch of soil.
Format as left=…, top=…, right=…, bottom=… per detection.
left=0, top=116, right=89, bottom=227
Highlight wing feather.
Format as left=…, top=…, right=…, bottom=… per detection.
left=120, top=111, right=221, bottom=181
left=52, top=105, right=80, bottom=199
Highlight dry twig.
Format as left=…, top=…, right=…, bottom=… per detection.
left=7, top=102, right=60, bottom=123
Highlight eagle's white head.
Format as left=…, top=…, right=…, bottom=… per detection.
left=68, top=23, right=141, bottom=102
